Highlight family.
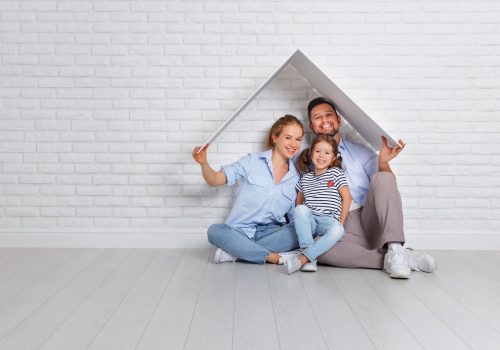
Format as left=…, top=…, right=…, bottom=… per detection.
left=192, top=97, right=437, bottom=278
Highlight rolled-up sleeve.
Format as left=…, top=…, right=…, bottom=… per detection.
left=221, top=154, right=252, bottom=187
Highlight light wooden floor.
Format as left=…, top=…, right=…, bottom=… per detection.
left=1, top=249, right=500, bottom=350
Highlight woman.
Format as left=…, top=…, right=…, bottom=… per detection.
left=192, top=115, right=304, bottom=264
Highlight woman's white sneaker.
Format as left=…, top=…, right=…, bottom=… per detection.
left=278, top=250, right=301, bottom=265
left=214, top=248, right=236, bottom=264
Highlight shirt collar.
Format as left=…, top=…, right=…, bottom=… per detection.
left=258, top=149, right=273, bottom=162
left=259, top=149, right=298, bottom=182
left=339, top=137, right=346, bottom=150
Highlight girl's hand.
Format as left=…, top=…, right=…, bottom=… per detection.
left=192, top=144, right=209, bottom=165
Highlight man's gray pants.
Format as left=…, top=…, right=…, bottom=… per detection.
left=318, top=172, right=405, bottom=269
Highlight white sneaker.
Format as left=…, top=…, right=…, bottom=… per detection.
left=278, top=250, right=301, bottom=265
left=301, top=260, right=317, bottom=272
left=285, top=257, right=302, bottom=274
left=384, top=248, right=411, bottom=279
left=402, top=248, right=437, bottom=272
left=214, top=248, right=236, bottom=264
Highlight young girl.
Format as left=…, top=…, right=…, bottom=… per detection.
left=286, top=134, right=352, bottom=274
left=193, top=115, right=304, bottom=265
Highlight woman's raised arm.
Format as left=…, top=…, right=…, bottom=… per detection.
left=192, top=144, right=227, bottom=187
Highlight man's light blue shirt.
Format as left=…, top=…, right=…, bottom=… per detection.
left=338, top=138, right=378, bottom=206
left=221, top=149, right=299, bottom=239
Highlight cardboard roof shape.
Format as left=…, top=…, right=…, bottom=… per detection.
left=199, top=49, right=397, bottom=152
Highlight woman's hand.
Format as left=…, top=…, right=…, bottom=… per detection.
left=192, top=144, right=209, bottom=165
left=192, top=144, right=227, bottom=186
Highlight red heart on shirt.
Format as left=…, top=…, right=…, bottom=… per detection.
left=327, top=180, right=334, bottom=187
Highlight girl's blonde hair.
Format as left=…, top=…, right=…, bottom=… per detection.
left=265, top=115, right=304, bottom=149
left=298, top=134, right=342, bottom=173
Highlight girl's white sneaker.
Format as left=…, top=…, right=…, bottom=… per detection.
left=301, top=260, right=317, bottom=272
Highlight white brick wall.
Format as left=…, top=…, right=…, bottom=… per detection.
left=1, top=0, right=500, bottom=248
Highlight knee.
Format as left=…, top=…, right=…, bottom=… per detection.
left=325, top=223, right=345, bottom=242
left=294, top=204, right=309, bottom=217
left=207, top=224, right=226, bottom=245
left=372, top=171, right=396, bottom=189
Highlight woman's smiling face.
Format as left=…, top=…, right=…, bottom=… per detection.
left=272, top=123, right=303, bottom=159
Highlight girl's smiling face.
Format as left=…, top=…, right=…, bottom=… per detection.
left=311, top=140, right=335, bottom=175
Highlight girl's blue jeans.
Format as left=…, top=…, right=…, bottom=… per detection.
left=294, top=204, right=345, bottom=262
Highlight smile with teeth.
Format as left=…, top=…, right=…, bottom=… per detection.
left=320, top=123, right=333, bottom=130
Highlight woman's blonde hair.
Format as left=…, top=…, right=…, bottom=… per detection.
left=298, top=134, right=342, bottom=173
left=265, top=115, right=304, bottom=149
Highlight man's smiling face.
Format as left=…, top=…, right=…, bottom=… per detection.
left=309, top=103, right=341, bottom=136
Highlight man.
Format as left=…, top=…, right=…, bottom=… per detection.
left=306, top=97, right=436, bottom=278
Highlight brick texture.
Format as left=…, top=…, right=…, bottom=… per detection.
left=1, top=0, right=499, bottom=244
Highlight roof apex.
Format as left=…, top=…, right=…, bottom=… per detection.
left=200, top=49, right=397, bottom=151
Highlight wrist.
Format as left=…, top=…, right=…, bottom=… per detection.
left=378, top=160, right=391, bottom=172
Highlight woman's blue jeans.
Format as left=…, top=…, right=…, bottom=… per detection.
left=207, top=222, right=299, bottom=264
left=294, top=204, right=344, bottom=262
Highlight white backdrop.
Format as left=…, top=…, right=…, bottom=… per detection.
left=1, top=0, right=499, bottom=249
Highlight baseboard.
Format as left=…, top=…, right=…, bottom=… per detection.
left=0, top=228, right=211, bottom=248
left=0, top=228, right=499, bottom=250
left=403, top=229, right=500, bottom=250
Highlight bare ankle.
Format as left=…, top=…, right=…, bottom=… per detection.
left=266, top=252, right=280, bottom=264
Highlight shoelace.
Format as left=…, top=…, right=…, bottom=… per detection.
left=402, top=250, right=423, bottom=271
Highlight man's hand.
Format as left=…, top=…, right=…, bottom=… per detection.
left=378, top=136, right=405, bottom=172
left=192, top=144, right=209, bottom=165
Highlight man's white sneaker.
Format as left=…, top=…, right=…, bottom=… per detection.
left=384, top=249, right=411, bottom=279
left=278, top=250, right=301, bottom=265
left=402, top=248, right=437, bottom=272
left=214, top=248, right=236, bottom=264
left=285, top=257, right=303, bottom=274
left=301, top=260, right=317, bottom=272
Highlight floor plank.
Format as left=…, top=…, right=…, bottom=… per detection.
left=267, top=264, right=329, bottom=350
left=87, top=250, right=176, bottom=350
left=300, top=267, right=376, bottom=350
left=38, top=299, right=121, bottom=350
left=449, top=250, right=500, bottom=284
left=183, top=252, right=237, bottom=350
left=136, top=249, right=210, bottom=350
left=0, top=249, right=105, bottom=339
left=424, top=252, right=500, bottom=334
left=0, top=249, right=45, bottom=284
left=232, top=263, right=280, bottom=350
left=0, top=249, right=127, bottom=350
left=0, top=248, right=499, bottom=350
left=329, top=268, right=423, bottom=350
left=0, top=249, right=33, bottom=267
left=15, top=249, right=105, bottom=300
left=403, top=268, right=500, bottom=349
left=0, top=249, right=76, bottom=306
left=359, top=268, right=469, bottom=350
left=432, top=251, right=500, bottom=305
